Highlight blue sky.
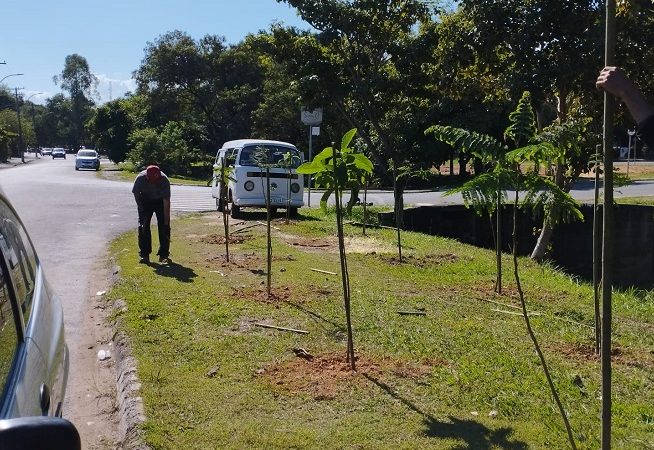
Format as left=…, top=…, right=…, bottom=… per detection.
left=0, top=0, right=311, bottom=105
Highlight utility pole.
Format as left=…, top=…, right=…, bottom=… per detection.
left=14, top=87, right=24, bottom=163
left=601, top=0, right=616, bottom=448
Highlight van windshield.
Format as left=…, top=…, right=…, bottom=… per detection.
left=238, top=145, right=302, bottom=169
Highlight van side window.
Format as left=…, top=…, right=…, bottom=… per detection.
left=0, top=248, right=19, bottom=395
left=0, top=200, right=36, bottom=323
left=225, top=149, right=236, bottom=167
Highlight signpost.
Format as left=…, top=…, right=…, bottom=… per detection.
left=301, top=107, right=323, bottom=207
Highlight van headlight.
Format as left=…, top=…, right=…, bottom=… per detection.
left=244, top=180, right=255, bottom=191
left=291, top=182, right=301, bottom=193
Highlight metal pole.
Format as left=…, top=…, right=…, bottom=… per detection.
left=308, top=125, right=313, bottom=207
left=602, top=1, right=616, bottom=448
left=626, top=133, right=631, bottom=176
left=593, top=144, right=601, bottom=355
left=14, top=88, right=24, bottom=163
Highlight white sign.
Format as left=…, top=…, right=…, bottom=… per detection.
left=311, top=126, right=320, bottom=136
left=301, top=107, right=323, bottom=125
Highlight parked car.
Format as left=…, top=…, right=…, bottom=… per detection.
left=41, top=148, right=52, bottom=156
left=75, top=149, right=100, bottom=171
left=51, top=148, right=66, bottom=159
left=0, top=188, right=79, bottom=449
left=211, top=139, right=304, bottom=218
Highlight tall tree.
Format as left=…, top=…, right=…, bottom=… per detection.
left=134, top=31, right=264, bottom=151
left=270, top=0, right=441, bottom=224
left=435, top=1, right=603, bottom=259
left=54, top=54, right=98, bottom=151
left=86, top=98, right=134, bottom=163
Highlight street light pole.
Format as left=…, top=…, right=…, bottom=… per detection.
left=0, top=73, right=25, bottom=162
left=26, top=92, right=43, bottom=157
left=14, top=87, right=25, bottom=163
left=0, top=73, right=23, bottom=85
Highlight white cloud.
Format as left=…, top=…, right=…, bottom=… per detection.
left=93, top=73, right=137, bottom=104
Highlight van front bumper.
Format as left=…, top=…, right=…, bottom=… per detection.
left=234, top=196, right=304, bottom=208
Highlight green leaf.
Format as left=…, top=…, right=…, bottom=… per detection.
left=351, top=153, right=374, bottom=173
left=313, top=147, right=334, bottom=163
left=341, top=128, right=357, bottom=150
left=296, top=161, right=323, bottom=174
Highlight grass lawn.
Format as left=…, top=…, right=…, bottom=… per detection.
left=100, top=162, right=210, bottom=186
left=108, top=207, right=654, bottom=449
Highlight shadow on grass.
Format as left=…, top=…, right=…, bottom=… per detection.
left=153, top=261, right=197, bottom=283
left=363, top=374, right=528, bottom=450
left=284, top=300, right=346, bottom=333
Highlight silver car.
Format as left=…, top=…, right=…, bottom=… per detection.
left=75, top=149, right=100, bottom=171
left=0, top=188, right=80, bottom=449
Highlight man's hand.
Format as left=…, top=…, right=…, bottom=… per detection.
left=597, top=66, right=654, bottom=124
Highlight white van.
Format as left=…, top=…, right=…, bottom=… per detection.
left=211, top=139, right=304, bottom=218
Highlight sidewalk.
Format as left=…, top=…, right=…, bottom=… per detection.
left=0, top=153, right=42, bottom=170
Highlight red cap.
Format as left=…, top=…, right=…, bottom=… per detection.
left=146, top=165, right=162, bottom=183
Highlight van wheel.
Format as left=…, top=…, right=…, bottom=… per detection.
left=216, top=198, right=224, bottom=212
left=231, top=204, right=241, bottom=219
left=290, top=207, right=299, bottom=218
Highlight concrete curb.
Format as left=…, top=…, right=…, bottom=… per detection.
left=113, top=297, right=150, bottom=450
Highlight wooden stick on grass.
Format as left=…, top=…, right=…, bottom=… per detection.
left=254, top=323, right=309, bottom=334
left=310, top=268, right=337, bottom=275
left=397, top=310, right=427, bottom=316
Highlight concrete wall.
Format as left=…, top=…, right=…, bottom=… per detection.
left=380, top=204, right=654, bottom=288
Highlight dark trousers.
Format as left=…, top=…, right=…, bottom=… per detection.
left=137, top=199, right=170, bottom=258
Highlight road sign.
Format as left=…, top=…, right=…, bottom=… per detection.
left=301, top=107, right=323, bottom=125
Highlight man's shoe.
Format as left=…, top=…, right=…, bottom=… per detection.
left=139, top=256, right=150, bottom=264
left=159, top=256, right=171, bottom=264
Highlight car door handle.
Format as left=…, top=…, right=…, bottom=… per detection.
left=39, top=384, right=51, bottom=415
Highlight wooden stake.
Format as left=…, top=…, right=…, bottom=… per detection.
left=310, top=268, right=337, bottom=276
left=254, top=323, right=309, bottom=334
left=232, top=223, right=258, bottom=234
left=397, top=310, right=427, bottom=316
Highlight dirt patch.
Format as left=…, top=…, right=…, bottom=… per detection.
left=380, top=253, right=459, bottom=268
left=232, top=285, right=293, bottom=305
left=280, top=234, right=339, bottom=253
left=260, top=352, right=444, bottom=400
left=201, top=233, right=248, bottom=245
left=276, top=233, right=395, bottom=255
left=549, top=342, right=654, bottom=370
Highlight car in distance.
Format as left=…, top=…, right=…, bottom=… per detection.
left=51, top=148, right=66, bottom=159
left=41, top=148, right=53, bottom=156
left=0, top=188, right=80, bottom=449
left=211, top=139, right=304, bottom=218
left=75, top=149, right=100, bottom=171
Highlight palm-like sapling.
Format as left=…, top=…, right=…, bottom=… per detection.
left=215, top=154, right=235, bottom=261
left=297, top=129, right=373, bottom=370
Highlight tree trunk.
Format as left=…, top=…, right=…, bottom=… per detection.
left=531, top=85, right=568, bottom=261
left=495, top=191, right=502, bottom=293
left=393, top=165, right=403, bottom=263
left=530, top=214, right=554, bottom=262
left=458, top=154, right=468, bottom=178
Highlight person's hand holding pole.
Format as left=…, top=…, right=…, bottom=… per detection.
left=597, top=66, right=654, bottom=124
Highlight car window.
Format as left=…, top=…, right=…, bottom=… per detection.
left=77, top=150, right=97, bottom=157
left=0, top=251, right=19, bottom=397
left=238, top=145, right=301, bottom=168
left=226, top=149, right=236, bottom=167
left=0, top=200, right=36, bottom=322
